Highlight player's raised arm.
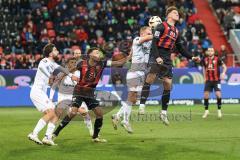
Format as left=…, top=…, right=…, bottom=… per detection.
left=108, top=49, right=131, bottom=67
left=137, top=35, right=153, bottom=44
left=175, top=36, right=193, bottom=59
left=53, top=65, right=79, bottom=82
left=175, top=36, right=201, bottom=62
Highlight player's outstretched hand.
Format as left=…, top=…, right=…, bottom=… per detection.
left=71, top=75, right=79, bottom=82
left=156, top=57, right=163, bottom=64
left=192, top=56, right=201, bottom=63
left=220, top=73, right=226, bottom=80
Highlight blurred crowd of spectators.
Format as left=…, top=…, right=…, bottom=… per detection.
left=211, top=0, right=240, bottom=37
left=0, top=0, right=213, bottom=69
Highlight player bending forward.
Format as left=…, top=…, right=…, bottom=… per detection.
left=201, top=47, right=227, bottom=119
left=111, top=26, right=153, bottom=133
left=49, top=57, right=93, bottom=138
left=53, top=47, right=124, bottom=143
left=28, top=43, right=78, bottom=145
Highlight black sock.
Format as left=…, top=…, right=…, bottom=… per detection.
left=217, top=98, right=222, bottom=110
left=53, top=115, right=72, bottom=136
left=92, top=118, right=103, bottom=139
left=140, top=82, right=151, bottom=105
left=204, top=99, right=209, bottom=110
left=162, top=90, right=170, bottom=111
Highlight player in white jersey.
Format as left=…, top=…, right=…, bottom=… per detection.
left=49, top=57, right=93, bottom=137
left=28, top=43, right=78, bottom=145
left=112, top=26, right=153, bottom=133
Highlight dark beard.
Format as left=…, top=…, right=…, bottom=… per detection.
left=53, top=56, right=59, bottom=61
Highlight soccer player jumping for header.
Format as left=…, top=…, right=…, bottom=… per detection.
left=139, top=6, right=200, bottom=125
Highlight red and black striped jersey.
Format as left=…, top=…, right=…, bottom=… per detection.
left=151, top=22, right=192, bottom=62
left=202, top=56, right=223, bottom=81
left=73, top=58, right=106, bottom=97
left=157, top=22, right=179, bottom=50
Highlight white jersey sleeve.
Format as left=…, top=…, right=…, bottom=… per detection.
left=133, top=37, right=142, bottom=46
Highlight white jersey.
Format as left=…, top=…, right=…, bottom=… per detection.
left=50, top=70, right=80, bottom=101
left=130, top=36, right=152, bottom=71
left=30, top=58, right=60, bottom=112
left=58, top=71, right=80, bottom=97
left=32, top=58, right=59, bottom=92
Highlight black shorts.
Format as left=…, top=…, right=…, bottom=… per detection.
left=72, top=95, right=99, bottom=110
left=204, top=81, right=221, bottom=92
left=149, top=63, right=173, bottom=79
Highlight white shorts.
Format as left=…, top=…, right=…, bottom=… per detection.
left=30, top=88, right=55, bottom=112
left=126, top=71, right=145, bottom=92
left=57, top=94, right=88, bottom=111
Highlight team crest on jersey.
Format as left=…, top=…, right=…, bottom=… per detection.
left=154, top=31, right=160, bottom=38
left=170, top=31, right=176, bottom=38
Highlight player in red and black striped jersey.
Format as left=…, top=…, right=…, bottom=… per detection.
left=53, top=47, right=126, bottom=143
left=139, top=6, right=200, bottom=125
left=53, top=48, right=107, bottom=143
left=201, top=47, right=227, bottom=119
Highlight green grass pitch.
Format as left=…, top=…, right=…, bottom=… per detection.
left=0, top=105, right=240, bottom=160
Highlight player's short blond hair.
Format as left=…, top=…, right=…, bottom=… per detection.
left=140, top=26, right=150, bottom=34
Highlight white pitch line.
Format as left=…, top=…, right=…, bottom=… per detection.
left=130, top=110, right=240, bottom=117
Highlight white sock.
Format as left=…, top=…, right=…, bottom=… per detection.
left=139, top=104, right=145, bottom=109
left=123, top=102, right=132, bottom=123
left=116, top=101, right=127, bottom=119
left=116, top=107, right=124, bottom=119
left=84, top=114, right=93, bottom=132
left=111, top=91, right=122, bottom=101
left=45, top=122, right=56, bottom=138
left=161, top=110, right=167, bottom=115
left=33, top=118, right=47, bottom=136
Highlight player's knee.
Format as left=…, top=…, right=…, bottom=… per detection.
left=128, top=94, right=137, bottom=104
left=55, top=108, right=63, bottom=118
left=94, top=107, right=103, bottom=118
left=70, top=107, right=78, bottom=115
left=164, top=85, right=172, bottom=91
left=204, top=92, right=209, bottom=99
left=47, top=109, right=57, bottom=119
left=146, top=74, right=156, bottom=84
left=78, top=107, right=87, bottom=116
left=163, top=79, right=172, bottom=90
left=215, top=91, right=221, bottom=98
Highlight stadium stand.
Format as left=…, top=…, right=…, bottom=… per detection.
left=0, top=0, right=222, bottom=69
